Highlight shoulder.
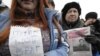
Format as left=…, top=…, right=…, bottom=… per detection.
left=44, top=8, right=59, bottom=18
left=44, top=8, right=58, bottom=14
left=0, top=7, right=9, bottom=19
left=0, top=8, right=10, bottom=32
left=0, top=8, right=10, bottom=23
left=44, top=8, right=61, bottom=21
left=1, top=8, right=9, bottom=15
left=78, top=19, right=84, bottom=26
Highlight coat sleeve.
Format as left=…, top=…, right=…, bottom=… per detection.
left=44, top=8, right=69, bottom=56
left=44, top=36, right=69, bottom=56
left=0, top=9, right=10, bottom=32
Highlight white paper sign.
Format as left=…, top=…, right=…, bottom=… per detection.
left=9, top=26, right=44, bottom=56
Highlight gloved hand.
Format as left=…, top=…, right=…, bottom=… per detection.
left=85, top=35, right=98, bottom=44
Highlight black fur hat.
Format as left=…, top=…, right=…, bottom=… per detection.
left=85, top=12, right=97, bottom=20
left=62, top=2, right=81, bottom=15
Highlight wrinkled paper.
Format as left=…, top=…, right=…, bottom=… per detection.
left=9, top=26, right=44, bottom=56
left=64, top=27, right=92, bottom=56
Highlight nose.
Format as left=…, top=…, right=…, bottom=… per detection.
left=71, top=11, right=75, bottom=15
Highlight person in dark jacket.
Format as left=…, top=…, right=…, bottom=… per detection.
left=85, top=12, right=100, bottom=32
left=61, top=2, right=85, bottom=56
left=84, top=12, right=100, bottom=56
left=61, top=2, right=84, bottom=30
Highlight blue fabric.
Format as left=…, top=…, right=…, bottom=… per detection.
left=0, top=8, right=10, bottom=32
left=95, top=51, right=100, bottom=56
left=44, top=8, right=69, bottom=56
left=92, top=51, right=100, bottom=56
left=0, top=9, right=10, bottom=32
left=0, top=6, right=11, bottom=56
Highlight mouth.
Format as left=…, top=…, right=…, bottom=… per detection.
left=21, top=0, right=34, bottom=3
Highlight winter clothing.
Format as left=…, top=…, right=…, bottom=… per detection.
left=0, top=8, right=69, bottom=56
left=62, top=18, right=84, bottom=30
left=84, top=19, right=100, bottom=56
left=61, top=2, right=85, bottom=56
left=0, top=3, right=10, bottom=32
left=84, top=12, right=100, bottom=56
left=44, top=8, right=69, bottom=56
left=0, top=3, right=10, bottom=56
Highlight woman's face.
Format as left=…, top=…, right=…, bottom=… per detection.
left=65, top=8, right=79, bottom=23
left=17, top=0, right=38, bottom=11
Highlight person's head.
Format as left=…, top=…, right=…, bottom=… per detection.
left=17, top=0, right=38, bottom=11
left=10, top=0, right=48, bottom=28
left=85, top=12, right=97, bottom=26
left=11, top=0, right=40, bottom=12
left=62, top=2, right=81, bottom=23
left=79, top=39, right=85, bottom=46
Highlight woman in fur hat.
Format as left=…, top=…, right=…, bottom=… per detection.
left=61, top=2, right=84, bottom=30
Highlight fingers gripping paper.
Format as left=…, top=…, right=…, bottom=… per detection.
left=9, top=26, right=44, bottom=56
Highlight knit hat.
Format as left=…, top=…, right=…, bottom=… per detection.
left=85, top=12, right=97, bottom=20
left=62, top=2, right=81, bottom=15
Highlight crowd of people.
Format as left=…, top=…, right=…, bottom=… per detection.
left=0, top=0, right=100, bottom=56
